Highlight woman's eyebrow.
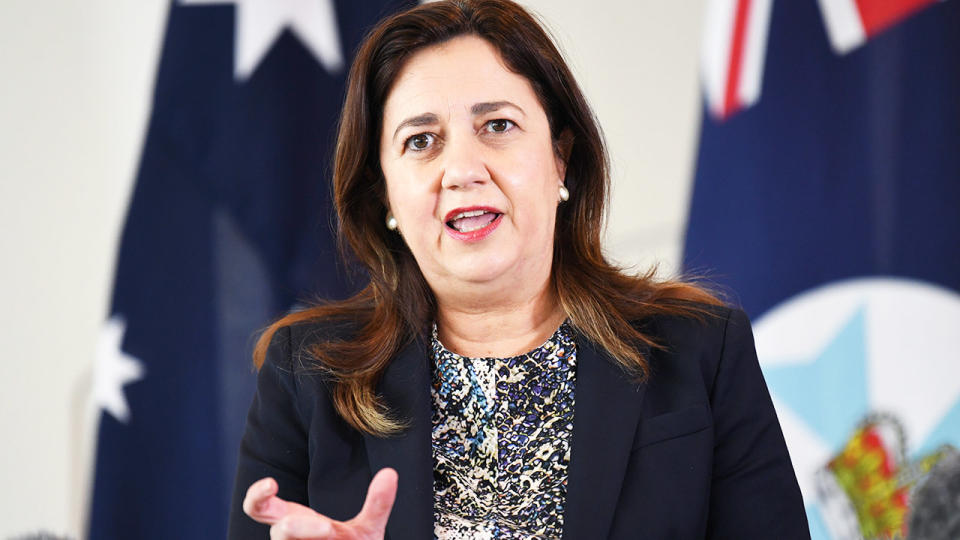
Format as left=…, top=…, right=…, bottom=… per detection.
left=392, top=112, right=440, bottom=141
left=471, top=100, right=525, bottom=116
left=391, top=102, right=525, bottom=142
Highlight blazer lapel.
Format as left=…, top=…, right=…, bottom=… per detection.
left=562, top=333, right=647, bottom=539
left=363, top=335, right=434, bottom=540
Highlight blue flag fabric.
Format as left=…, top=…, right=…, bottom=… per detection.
left=88, top=2, right=412, bottom=538
left=686, top=1, right=959, bottom=539
left=688, top=1, right=959, bottom=317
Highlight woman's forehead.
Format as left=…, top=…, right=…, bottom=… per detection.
left=382, top=35, right=542, bottom=122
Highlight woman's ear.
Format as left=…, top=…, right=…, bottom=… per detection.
left=554, top=128, right=574, bottom=181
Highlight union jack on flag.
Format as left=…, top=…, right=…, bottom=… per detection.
left=701, top=0, right=943, bottom=120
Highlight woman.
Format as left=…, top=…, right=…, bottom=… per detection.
left=228, top=1, right=809, bottom=538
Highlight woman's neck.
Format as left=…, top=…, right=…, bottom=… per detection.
left=434, top=280, right=567, bottom=359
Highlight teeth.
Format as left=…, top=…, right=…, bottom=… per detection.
left=451, top=209, right=487, bottom=220
left=458, top=221, right=488, bottom=233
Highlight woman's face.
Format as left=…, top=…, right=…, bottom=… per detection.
left=379, top=35, right=566, bottom=296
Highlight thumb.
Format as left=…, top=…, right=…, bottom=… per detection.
left=350, top=468, right=399, bottom=535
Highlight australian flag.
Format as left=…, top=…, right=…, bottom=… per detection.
left=88, top=1, right=412, bottom=538
left=686, top=0, right=960, bottom=538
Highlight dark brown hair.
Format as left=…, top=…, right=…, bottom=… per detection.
left=254, top=0, right=721, bottom=435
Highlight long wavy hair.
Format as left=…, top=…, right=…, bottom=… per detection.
left=253, top=0, right=721, bottom=436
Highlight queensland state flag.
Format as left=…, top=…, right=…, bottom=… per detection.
left=686, top=0, right=960, bottom=538
left=88, top=1, right=412, bottom=538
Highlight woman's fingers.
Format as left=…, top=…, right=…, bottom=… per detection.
left=243, top=477, right=318, bottom=525
left=244, top=477, right=289, bottom=523
left=246, top=471, right=398, bottom=539
left=349, top=468, right=399, bottom=536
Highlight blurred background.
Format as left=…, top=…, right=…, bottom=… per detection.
left=1, top=0, right=957, bottom=538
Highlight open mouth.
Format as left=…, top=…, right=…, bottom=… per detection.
left=445, top=209, right=503, bottom=233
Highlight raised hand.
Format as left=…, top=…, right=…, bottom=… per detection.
left=242, top=468, right=398, bottom=539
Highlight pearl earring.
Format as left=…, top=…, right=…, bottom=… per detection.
left=558, top=185, right=570, bottom=202
left=386, top=213, right=398, bottom=231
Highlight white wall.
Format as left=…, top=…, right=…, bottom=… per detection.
left=0, top=1, right=705, bottom=536
left=523, top=2, right=707, bottom=272
left=0, top=1, right=167, bottom=536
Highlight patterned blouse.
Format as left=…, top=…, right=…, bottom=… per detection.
left=429, top=322, right=577, bottom=539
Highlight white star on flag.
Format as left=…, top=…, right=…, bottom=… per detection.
left=181, top=0, right=344, bottom=80
left=93, top=316, right=145, bottom=424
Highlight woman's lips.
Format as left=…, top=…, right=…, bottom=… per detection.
left=449, top=211, right=497, bottom=232
left=443, top=206, right=503, bottom=242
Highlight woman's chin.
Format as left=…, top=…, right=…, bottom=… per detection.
left=452, top=268, right=511, bottom=286
left=443, top=258, right=516, bottom=288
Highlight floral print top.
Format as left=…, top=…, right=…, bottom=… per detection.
left=430, top=322, right=577, bottom=539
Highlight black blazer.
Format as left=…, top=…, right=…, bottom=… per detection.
left=228, top=307, right=810, bottom=539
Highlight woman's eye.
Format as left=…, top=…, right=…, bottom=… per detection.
left=405, top=133, right=435, bottom=152
left=485, top=119, right=515, bottom=133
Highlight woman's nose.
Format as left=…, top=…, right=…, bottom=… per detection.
left=440, top=134, right=490, bottom=190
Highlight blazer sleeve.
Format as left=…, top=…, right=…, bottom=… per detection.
left=227, top=326, right=310, bottom=539
left=706, top=308, right=810, bottom=539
